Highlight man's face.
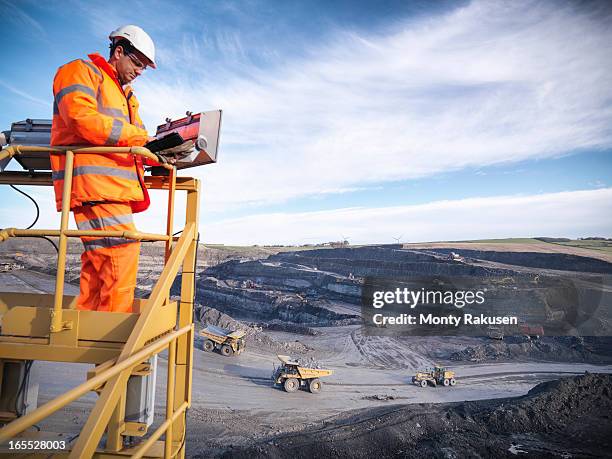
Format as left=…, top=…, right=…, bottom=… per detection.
left=115, top=46, right=149, bottom=85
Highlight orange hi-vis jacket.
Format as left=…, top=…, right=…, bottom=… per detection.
left=50, top=53, right=155, bottom=213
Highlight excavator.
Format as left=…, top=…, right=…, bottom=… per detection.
left=0, top=110, right=220, bottom=458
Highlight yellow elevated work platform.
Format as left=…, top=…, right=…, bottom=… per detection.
left=0, top=145, right=201, bottom=458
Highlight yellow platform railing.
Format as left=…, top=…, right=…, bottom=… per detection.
left=0, top=145, right=173, bottom=333
left=0, top=145, right=200, bottom=458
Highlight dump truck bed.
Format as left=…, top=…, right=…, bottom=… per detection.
left=227, top=330, right=246, bottom=339
left=201, top=325, right=232, bottom=338
left=277, top=355, right=333, bottom=379
left=297, top=367, right=333, bottom=379
left=200, top=325, right=246, bottom=339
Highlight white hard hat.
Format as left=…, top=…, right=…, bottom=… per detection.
left=109, top=25, right=156, bottom=69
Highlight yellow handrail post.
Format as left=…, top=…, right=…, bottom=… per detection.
left=50, top=149, right=74, bottom=333
left=165, top=167, right=176, bottom=262
left=165, top=338, right=176, bottom=458
left=69, top=225, right=195, bottom=458
left=171, top=179, right=200, bottom=459
left=164, top=167, right=177, bottom=305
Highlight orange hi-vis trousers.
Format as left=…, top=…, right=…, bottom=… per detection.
left=73, top=202, right=140, bottom=313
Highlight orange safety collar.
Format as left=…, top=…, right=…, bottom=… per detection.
left=88, top=53, right=125, bottom=93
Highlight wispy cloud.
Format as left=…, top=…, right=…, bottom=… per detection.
left=0, top=78, right=50, bottom=107
left=152, top=188, right=610, bottom=245
left=0, top=0, right=47, bottom=40
left=134, top=0, right=612, bottom=214
left=3, top=1, right=610, bottom=247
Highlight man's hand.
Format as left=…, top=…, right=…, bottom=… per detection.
left=158, top=140, right=195, bottom=164
left=145, top=137, right=177, bottom=165
left=153, top=152, right=177, bottom=165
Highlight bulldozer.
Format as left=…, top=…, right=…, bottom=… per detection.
left=199, top=325, right=246, bottom=356
left=272, top=355, right=333, bottom=394
left=412, top=365, right=457, bottom=388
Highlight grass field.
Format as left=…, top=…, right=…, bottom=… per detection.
left=552, top=240, right=612, bottom=254
left=455, top=238, right=541, bottom=244
left=460, top=238, right=612, bottom=255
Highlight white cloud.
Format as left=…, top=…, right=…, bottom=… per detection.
left=133, top=0, right=612, bottom=213
left=3, top=1, right=611, bottom=249
left=134, top=188, right=612, bottom=245
left=3, top=188, right=610, bottom=246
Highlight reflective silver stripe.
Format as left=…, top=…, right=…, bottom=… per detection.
left=135, top=122, right=146, bottom=129
left=99, top=106, right=130, bottom=123
left=53, top=100, right=59, bottom=115
left=82, top=237, right=138, bottom=252
left=52, top=166, right=138, bottom=181
left=95, top=91, right=130, bottom=122
left=73, top=165, right=137, bottom=180
left=106, top=118, right=123, bottom=145
left=79, top=59, right=102, bottom=80
left=55, top=84, right=96, bottom=105
left=76, top=213, right=134, bottom=231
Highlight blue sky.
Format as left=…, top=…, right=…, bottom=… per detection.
left=1, top=0, right=611, bottom=244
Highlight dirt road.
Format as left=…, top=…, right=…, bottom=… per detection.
left=30, top=338, right=612, bottom=457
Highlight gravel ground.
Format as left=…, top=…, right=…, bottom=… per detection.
left=222, top=373, right=612, bottom=459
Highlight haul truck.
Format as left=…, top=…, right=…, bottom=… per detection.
left=199, top=325, right=246, bottom=356
left=272, top=355, right=333, bottom=394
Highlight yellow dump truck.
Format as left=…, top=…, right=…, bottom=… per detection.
left=199, top=325, right=246, bottom=356
left=412, top=366, right=456, bottom=388
left=272, top=355, right=333, bottom=394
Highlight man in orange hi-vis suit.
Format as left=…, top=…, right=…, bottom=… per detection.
left=50, top=25, right=159, bottom=313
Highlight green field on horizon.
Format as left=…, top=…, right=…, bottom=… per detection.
left=434, top=237, right=612, bottom=254
left=454, top=238, right=540, bottom=244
